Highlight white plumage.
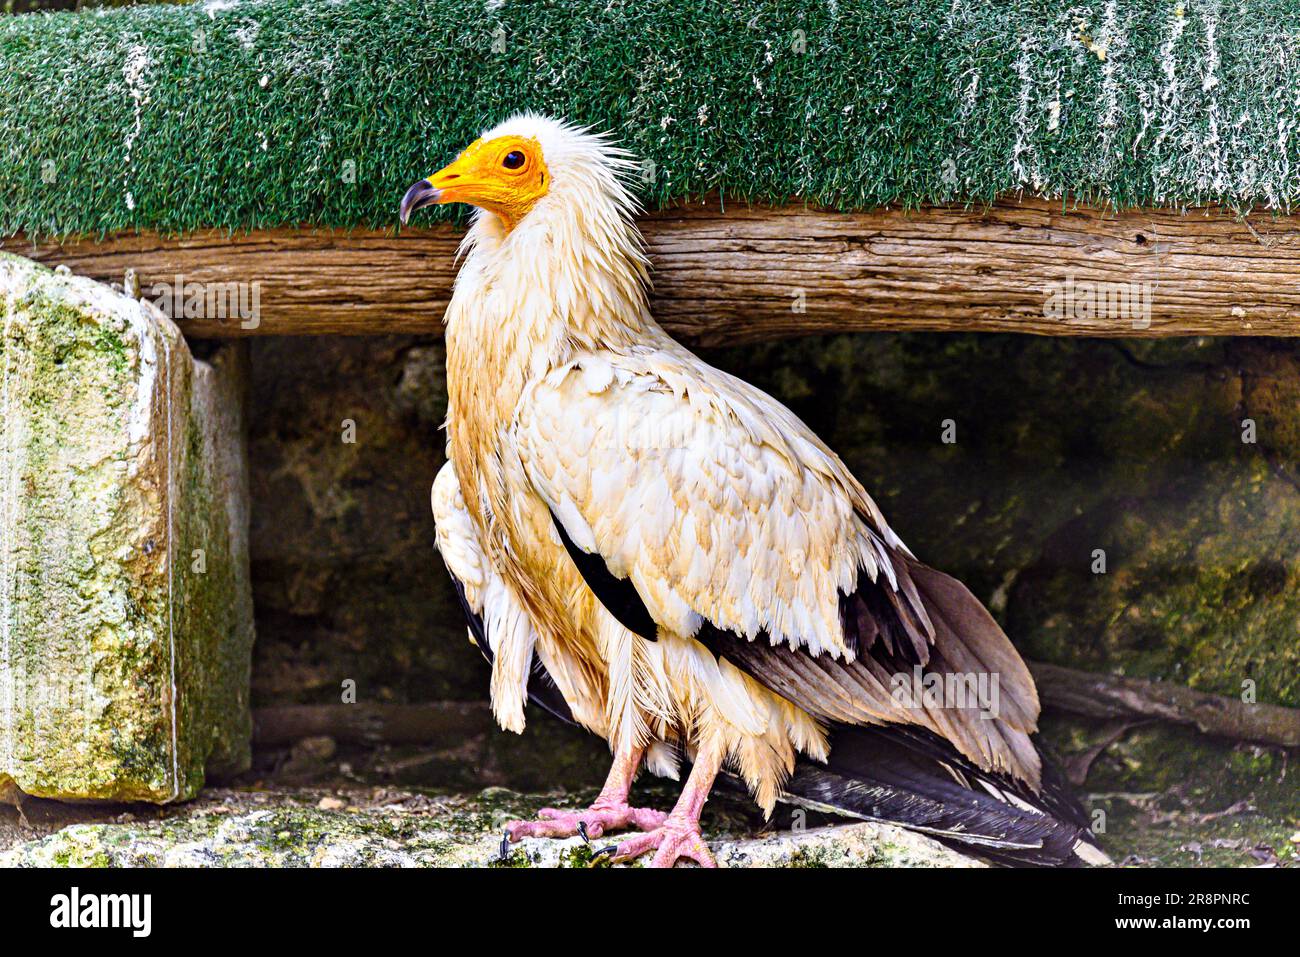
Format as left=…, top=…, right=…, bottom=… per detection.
left=414, top=114, right=1101, bottom=867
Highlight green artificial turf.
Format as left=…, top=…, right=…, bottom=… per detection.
left=2, top=0, right=1298, bottom=237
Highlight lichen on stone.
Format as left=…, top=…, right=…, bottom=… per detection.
left=0, top=253, right=254, bottom=803
left=0, top=785, right=984, bottom=868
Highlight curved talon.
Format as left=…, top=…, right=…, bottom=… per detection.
left=498, top=830, right=511, bottom=862
left=588, top=845, right=618, bottom=868
left=577, top=821, right=591, bottom=844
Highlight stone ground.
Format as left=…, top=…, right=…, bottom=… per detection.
left=1, top=715, right=1294, bottom=867
left=0, top=784, right=977, bottom=869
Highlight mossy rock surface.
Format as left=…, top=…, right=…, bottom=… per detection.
left=0, top=785, right=982, bottom=868
left=0, top=254, right=254, bottom=802
left=1044, top=716, right=1299, bottom=867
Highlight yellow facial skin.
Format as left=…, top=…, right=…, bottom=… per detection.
left=420, top=135, right=550, bottom=232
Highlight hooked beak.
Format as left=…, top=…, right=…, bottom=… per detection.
left=399, top=179, right=442, bottom=226
left=400, top=148, right=487, bottom=225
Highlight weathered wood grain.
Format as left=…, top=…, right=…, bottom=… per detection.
left=1029, top=662, right=1300, bottom=749
left=9, top=198, right=1300, bottom=342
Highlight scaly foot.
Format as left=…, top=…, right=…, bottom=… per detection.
left=506, top=801, right=667, bottom=843
left=610, top=815, right=717, bottom=868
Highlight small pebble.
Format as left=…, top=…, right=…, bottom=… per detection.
left=318, top=796, right=346, bottom=811
left=291, top=735, right=337, bottom=761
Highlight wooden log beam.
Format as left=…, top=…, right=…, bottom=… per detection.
left=1028, top=662, right=1300, bottom=749
left=10, top=197, right=1300, bottom=343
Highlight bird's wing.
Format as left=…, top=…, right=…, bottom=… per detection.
left=433, top=462, right=539, bottom=733
left=515, top=351, right=1042, bottom=786
left=433, top=461, right=610, bottom=736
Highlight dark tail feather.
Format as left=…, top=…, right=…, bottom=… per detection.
left=782, top=723, right=1109, bottom=867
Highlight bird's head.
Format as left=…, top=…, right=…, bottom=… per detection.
left=399, top=113, right=640, bottom=236
left=400, top=132, right=549, bottom=233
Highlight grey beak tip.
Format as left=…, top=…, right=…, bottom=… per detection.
left=399, top=180, right=440, bottom=226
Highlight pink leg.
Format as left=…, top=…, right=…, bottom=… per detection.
left=611, top=741, right=723, bottom=868
left=505, top=748, right=666, bottom=843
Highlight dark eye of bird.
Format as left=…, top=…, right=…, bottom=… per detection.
left=503, top=151, right=525, bottom=170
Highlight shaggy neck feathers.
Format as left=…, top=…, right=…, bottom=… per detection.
left=441, top=116, right=661, bottom=563
left=443, top=115, right=656, bottom=374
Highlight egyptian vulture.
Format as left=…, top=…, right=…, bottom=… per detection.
left=400, top=114, right=1107, bottom=868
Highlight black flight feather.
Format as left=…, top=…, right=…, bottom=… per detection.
left=549, top=508, right=658, bottom=640
left=784, top=724, right=1103, bottom=867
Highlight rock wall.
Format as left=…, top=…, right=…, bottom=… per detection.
left=733, top=335, right=1300, bottom=709
left=246, top=333, right=1299, bottom=711
left=246, top=337, right=469, bottom=708
left=0, top=255, right=254, bottom=802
